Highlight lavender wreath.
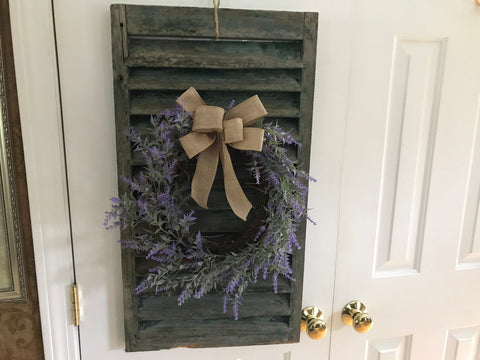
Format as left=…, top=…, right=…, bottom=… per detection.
left=104, top=104, right=314, bottom=319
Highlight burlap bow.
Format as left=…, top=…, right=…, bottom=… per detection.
left=177, top=87, right=267, bottom=221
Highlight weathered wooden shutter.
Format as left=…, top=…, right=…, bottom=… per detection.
left=110, top=4, right=317, bottom=351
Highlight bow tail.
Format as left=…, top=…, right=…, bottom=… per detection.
left=191, top=139, right=219, bottom=209
left=219, top=141, right=252, bottom=221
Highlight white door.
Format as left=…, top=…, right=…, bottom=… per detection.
left=332, top=0, right=480, bottom=358
left=10, top=0, right=480, bottom=359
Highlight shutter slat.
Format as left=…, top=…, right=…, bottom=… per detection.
left=134, top=317, right=290, bottom=349
left=137, top=317, right=290, bottom=338
left=125, top=5, right=304, bottom=40
left=128, top=68, right=302, bottom=92
left=133, top=332, right=290, bottom=351
left=127, top=38, right=303, bottom=69
left=130, top=91, right=300, bottom=117
left=137, top=293, right=291, bottom=320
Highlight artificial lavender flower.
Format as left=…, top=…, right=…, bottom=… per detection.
left=137, top=199, right=148, bottom=216
left=195, top=231, right=203, bottom=253
left=253, top=225, right=266, bottom=242
left=272, top=273, right=279, bottom=294
left=179, top=210, right=196, bottom=225
left=232, top=301, right=240, bottom=321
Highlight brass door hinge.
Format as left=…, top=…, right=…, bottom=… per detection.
left=71, top=283, right=80, bottom=326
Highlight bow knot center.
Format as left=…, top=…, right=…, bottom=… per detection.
left=192, top=105, right=245, bottom=144
left=223, top=118, right=244, bottom=143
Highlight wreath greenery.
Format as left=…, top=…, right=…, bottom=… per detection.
left=104, top=103, right=314, bottom=319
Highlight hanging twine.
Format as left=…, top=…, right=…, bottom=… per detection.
left=213, top=0, right=220, bottom=38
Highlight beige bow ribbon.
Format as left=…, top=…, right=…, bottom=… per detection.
left=177, top=87, right=267, bottom=221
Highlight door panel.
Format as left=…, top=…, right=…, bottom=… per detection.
left=332, top=0, right=480, bottom=358
left=458, top=101, right=480, bottom=270
left=374, top=36, right=445, bottom=278
left=366, top=336, right=413, bottom=360
left=444, top=327, right=480, bottom=360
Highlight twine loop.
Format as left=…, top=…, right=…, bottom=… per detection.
left=213, top=0, right=220, bottom=38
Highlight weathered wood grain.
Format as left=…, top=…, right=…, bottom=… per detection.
left=128, top=68, right=302, bottom=92
left=137, top=317, right=290, bottom=339
left=134, top=317, right=291, bottom=350
left=137, top=293, right=291, bottom=320
left=129, top=90, right=301, bottom=118
left=125, top=5, right=304, bottom=40
left=133, top=333, right=292, bottom=351
left=286, top=12, right=318, bottom=343
left=126, top=37, right=303, bottom=69
left=111, top=4, right=139, bottom=350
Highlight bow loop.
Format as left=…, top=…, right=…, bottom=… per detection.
left=225, top=95, right=267, bottom=126
left=177, top=87, right=205, bottom=116
left=177, top=87, right=267, bottom=221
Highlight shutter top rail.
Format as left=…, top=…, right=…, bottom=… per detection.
left=124, top=4, right=307, bottom=40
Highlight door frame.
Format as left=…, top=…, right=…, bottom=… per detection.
left=9, top=0, right=80, bottom=359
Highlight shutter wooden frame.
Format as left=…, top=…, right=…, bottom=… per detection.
left=110, top=4, right=318, bottom=351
